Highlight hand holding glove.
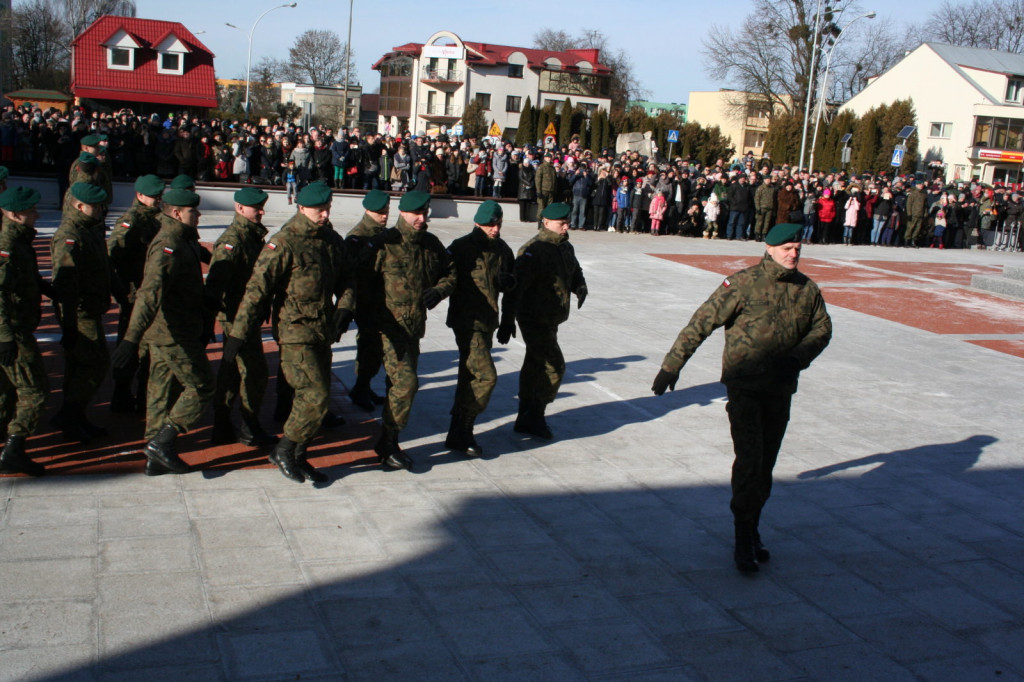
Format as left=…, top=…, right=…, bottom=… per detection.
left=651, top=368, right=679, bottom=396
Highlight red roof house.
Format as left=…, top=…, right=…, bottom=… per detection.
left=71, top=15, right=217, bottom=112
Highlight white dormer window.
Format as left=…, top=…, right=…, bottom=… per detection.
left=1007, top=77, right=1024, bottom=103
left=155, top=34, right=190, bottom=76
left=103, top=29, right=141, bottom=71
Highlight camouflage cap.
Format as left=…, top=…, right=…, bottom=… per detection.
left=134, top=174, right=165, bottom=198
left=234, top=186, right=269, bottom=206
left=297, top=181, right=332, bottom=207
left=398, top=190, right=431, bottom=212
left=474, top=199, right=502, bottom=225
left=162, top=188, right=201, bottom=208
left=80, top=133, right=106, bottom=146
left=170, top=174, right=196, bottom=190
left=541, top=202, right=571, bottom=220
left=362, top=189, right=390, bottom=212
left=765, top=223, right=803, bottom=246
left=0, top=186, right=41, bottom=212
left=78, top=151, right=99, bottom=166
left=70, top=182, right=108, bottom=205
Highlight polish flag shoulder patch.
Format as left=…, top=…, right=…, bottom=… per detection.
left=65, top=239, right=76, bottom=245
left=223, top=243, right=234, bottom=251
left=162, top=246, right=174, bottom=255
left=722, top=278, right=731, bottom=288
left=121, top=222, right=131, bottom=229
left=0, top=250, right=9, bottom=258
left=266, top=242, right=278, bottom=250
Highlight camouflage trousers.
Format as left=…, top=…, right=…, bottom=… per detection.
left=725, top=385, right=792, bottom=524
left=452, top=327, right=497, bottom=418
left=905, top=215, right=925, bottom=244
left=0, top=335, right=49, bottom=437
left=145, top=341, right=215, bottom=441
left=517, top=321, right=564, bottom=407
left=279, top=343, right=330, bottom=443
left=354, top=316, right=383, bottom=381
left=754, top=209, right=774, bottom=238
left=62, top=314, right=110, bottom=407
left=381, top=329, right=420, bottom=432
left=214, top=320, right=268, bottom=417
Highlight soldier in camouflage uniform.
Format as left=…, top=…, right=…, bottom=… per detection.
left=652, top=222, right=832, bottom=573
left=499, top=202, right=587, bottom=440
left=344, top=189, right=391, bottom=411
left=0, top=187, right=49, bottom=476
left=108, top=174, right=165, bottom=413
left=444, top=200, right=515, bottom=457
left=753, top=175, right=777, bottom=242
left=50, top=183, right=113, bottom=443
left=206, top=187, right=276, bottom=448
left=534, top=153, right=557, bottom=227
left=224, top=182, right=355, bottom=484
left=111, top=189, right=215, bottom=476
left=368, top=190, right=454, bottom=470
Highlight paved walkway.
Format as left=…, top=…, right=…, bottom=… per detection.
left=2, top=206, right=1023, bottom=681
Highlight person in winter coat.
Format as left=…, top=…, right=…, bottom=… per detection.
left=814, top=189, right=836, bottom=245
left=649, top=190, right=668, bottom=236
left=870, top=188, right=893, bottom=245
left=491, top=148, right=509, bottom=198
left=517, top=152, right=537, bottom=223
left=615, top=175, right=632, bottom=233
left=843, top=188, right=861, bottom=245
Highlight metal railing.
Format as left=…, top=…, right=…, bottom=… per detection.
left=420, top=68, right=464, bottom=82
left=419, top=104, right=462, bottom=118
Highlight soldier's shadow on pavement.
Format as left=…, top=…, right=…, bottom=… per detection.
left=796, top=434, right=994, bottom=481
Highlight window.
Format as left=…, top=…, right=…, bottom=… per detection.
left=476, top=93, right=491, bottom=110
left=506, top=95, right=522, bottom=112
left=107, top=47, right=133, bottom=70
left=508, top=64, right=524, bottom=78
left=1007, top=77, right=1024, bottom=102
left=929, top=122, right=952, bottom=138
left=158, top=52, right=183, bottom=75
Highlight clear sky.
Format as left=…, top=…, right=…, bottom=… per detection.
left=137, top=0, right=937, bottom=104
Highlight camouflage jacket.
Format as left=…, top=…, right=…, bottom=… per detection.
left=446, top=226, right=514, bottom=333
left=754, top=183, right=777, bottom=212
left=504, top=227, right=585, bottom=327
left=64, top=159, right=112, bottom=212
left=661, top=253, right=832, bottom=394
left=205, top=212, right=269, bottom=327
left=232, top=211, right=354, bottom=346
left=373, top=215, right=454, bottom=340
left=124, top=213, right=206, bottom=346
left=0, top=217, right=42, bottom=341
left=108, top=200, right=162, bottom=302
left=345, top=213, right=387, bottom=322
left=322, top=221, right=354, bottom=310
left=535, top=162, right=557, bottom=196
left=51, top=208, right=111, bottom=318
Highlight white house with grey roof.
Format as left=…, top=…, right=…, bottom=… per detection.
left=841, top=42, right=1024, bottom=185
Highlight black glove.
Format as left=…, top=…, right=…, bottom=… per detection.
left=497, top=318, right=516, bottom=344
left=0, top=340, right=16, bottom=364
left=369, top=227, right=402, bottom=249
left=651, top=369, right=679, bottom=396
left=575, top=284, right=588, bottom=309
left=111, top=340, right=139, bottom=370
left=221, top=336, right=245, bottom=365
left=335, top=309, right=354, bottom=341
left=498, top=272, right=516, bottom=292
left=422, top=288, right=443, bottom=310
left=60, top=324, right=79, bottom=351
left=774, top=356, right=802, bottom=383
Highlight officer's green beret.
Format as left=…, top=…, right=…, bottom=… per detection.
left=0, top=166, right=8, bottom=182
left=474, top=200, right=503, bottom=225
left=162, top=188, right=201, bottom=208
left=0, top=186, right=41, bottom=212
left=80, top=133, right=106, bottom=146
left=134, top=174, right=164, bottom=198
left=170, top=174, right=196, bottom=190
left=398, top=190, right=431, bottom=212
left=234, top=186, right=268, bottom=206
left=70, top=182, right=108, bottom=205
left=765, top=223, right=803, bottom=246
left=78, top=151, right=99, bottom=166
left=296, top=181, right=332, bottom=207
left=541, top=202, right=571, bottom=220
left=362, top=189, right=390, bottom=212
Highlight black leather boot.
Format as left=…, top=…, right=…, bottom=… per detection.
left=445, top=411, right=482, bottom=456
left=734, top=521, right=759, bottom=573
left=0, top=435, right=44, bottom=477
left=375, top=428, right=412, bottom=471
left=144, top=423, right=190, bottom=475
left=237, top=413, right=278, bottom=447
left=293, top=442, right=328, bottom=483
left=752, top=510, right=770, bottom=562
left=210, top=407, right=238, bottom=444
left=269, top=437, right=304, bottom=483
left=321, top=411, right=346, bottom=429
left=514, top=403, right=552, bottom=440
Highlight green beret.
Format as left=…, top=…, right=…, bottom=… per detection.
left=398, top=190, right=431, bottom=212
left=765, top=223, right=803, bottom=246
left=234, top=186, right=269, bottom=206
left=80, top=134, right=106, bottom=146
left=170, top=174, right=195, bottom=190
left=134, top=174, right=164, bottom=198
left=362, top=189, right=390, bottom=212
left=0, top=186, right=41, bottom=212
left=0, top=166, right=8, bottom=182
left=541, top=202, right=571, bottom=220
left=162, top=188, right=201, bottom=208
left=474, top=200, right=503, bottom=225
left=296, top=181, right=332, bottom=207
left=70, top=182, right=108, bottom=205
left=78, top=151, right=99, bottom=166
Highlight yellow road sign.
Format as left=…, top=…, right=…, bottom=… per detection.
left=544, top=122, right=557, bottom=136
left=488, top=122, right=502, bottom=137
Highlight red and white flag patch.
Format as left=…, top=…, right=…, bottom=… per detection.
left=121, top=222, right=131, bottom=228
left=0, top=250, right=9, bottom=258
left=163, top=246, right=174, bottom=255
left=266, top=242, right=277, bottom=250
left=65, top=239, right=76, bottom=245
left=223, top=243, right=234, bottom=251
left=722, top=278, right=731, bottom=288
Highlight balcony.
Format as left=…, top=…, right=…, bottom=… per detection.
left=746, top=116, right=770, bottom=130
left=420, top=68, right=464, bottom=86
left=419, top=104, right=462, bottom=121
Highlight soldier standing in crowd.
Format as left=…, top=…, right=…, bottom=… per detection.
left=344, top=189, right=391, bottom=411
left=652, top=223, right=832, bottom=573
left=111, top=188, right=215, bottom=476
left=535, top=153, right=557, bottom=227
left=206, top=187, right=276, bottom=448
left=108, top=174, right=165, bottom=413
left=0, top=187, right=49, bottom=476
left=499, top=202, right=587, bottom=440
left=50, top=182, right=113, bottom=443
left=371, top=190, right=454, bottom=470
left=444, top=200, right=515, bottom=457
left=223, top=182, right=354, bottom=484
left=905, top=179, right=928, bottom=247
left=753, top=174, right=777, bottom=242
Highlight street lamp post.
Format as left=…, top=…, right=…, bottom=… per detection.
left=807, top=11, right=876, bottom=174
left=342, top=0, right=354, bottom=129
left=226, top=2, right=298, bottom=118
left=798, top=0, right=826, bottom=172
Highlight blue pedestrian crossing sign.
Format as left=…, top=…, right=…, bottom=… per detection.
left=891, top=146, right=905, bottom=167
left=667, top=129, right=680, bottom=143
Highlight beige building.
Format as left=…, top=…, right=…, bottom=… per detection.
left=687, top=89, right=790, bottom=159
left=280, top=82, right=362, bottom=129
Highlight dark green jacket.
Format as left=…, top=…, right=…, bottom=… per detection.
left=661, top=253, right=832, bottom=394
left=446, top=226, right=514, bottom=333
left=109, top=199, right=162, bottom=303
left=536, top=161, right=557, bottom=196
left=205, top=212, right=268, bottom=327
left=504, top=227, right=585, bottom=327
left=0, top=217, right=42, bottom=341
left=51, top=208, right=111, bottom=318
left=345, top=213, right=387, bottom=323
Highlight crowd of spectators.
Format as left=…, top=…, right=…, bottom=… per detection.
left=2, top=102, right=1020, bottom=250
